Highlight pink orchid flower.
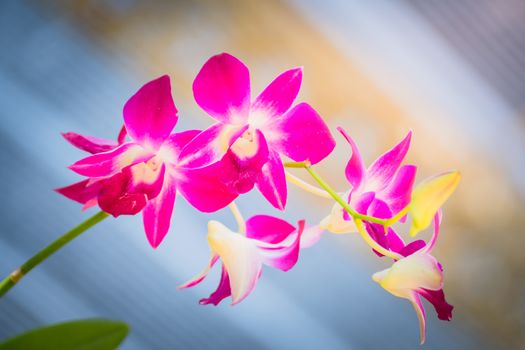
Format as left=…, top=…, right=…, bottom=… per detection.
left=321, top=127, right=416, bottom=253
left=178, top=53, right=335, bottom=210
left=372, top=213, right=453, bottom=344
left=179, top=215, right=304, bottom=305
left=57, top=76, right=237, bottom=248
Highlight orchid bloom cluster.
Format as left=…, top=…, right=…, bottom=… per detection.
left=57, top=53, right=460, bottom=344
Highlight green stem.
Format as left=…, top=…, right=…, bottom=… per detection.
left=0, top=211, right=109, bottom=298
left=303, top=166, right=387, bottom=225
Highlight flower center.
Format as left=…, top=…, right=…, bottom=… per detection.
left=231, top=128, right=258, bottom=159
left=146, top=157, right=160, bottom=171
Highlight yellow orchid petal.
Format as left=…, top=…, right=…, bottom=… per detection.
left=409, top=171, right=460, bottom=236
left=372, top=252, right=443, bottom=299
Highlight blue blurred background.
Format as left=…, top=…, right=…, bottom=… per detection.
left=1, top=0, right=524, bottom=349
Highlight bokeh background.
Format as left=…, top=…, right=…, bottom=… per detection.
left=1, top=0, right=524, bottom=349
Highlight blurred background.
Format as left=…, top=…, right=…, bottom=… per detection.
left=0, top=0, right=524, bottom=349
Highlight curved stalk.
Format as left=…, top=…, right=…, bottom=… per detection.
left=228, top=202, right=246, bottom=235
left=285, top=171, right=332, bottom=199
left=0, top=211, right=109, bottom=297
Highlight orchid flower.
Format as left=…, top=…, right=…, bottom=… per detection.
left=320, top=128, right=416, bottom=253
left=178, top=53, right=335, bottom=210
left=372, top=214, right=453, bottom=344
left=362, top=170, right=461, bottom=257
left=179, top=215, right=304, bottom=305
left=57, top=76, right=237, bottom=248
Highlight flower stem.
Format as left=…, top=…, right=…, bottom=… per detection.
left=285, top=171, right=332, bottom=199
left=0, top=211, right=109, bottom=298
left=228, top=202, right=246, bottom=235
left=302, top=166, right=387, bottom=225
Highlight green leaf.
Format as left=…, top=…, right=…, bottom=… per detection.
left=0, top=319, right=129, bottom=350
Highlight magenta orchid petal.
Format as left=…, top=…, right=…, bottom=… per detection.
left=366, top=131, right=412, bottom=192
left=178, top=123, right=246, bottom=169
left=62, top=132, right=118, bottom=154
left=257, top=220, right=304, bottom=272
left=142, top=176, right=176, bottom=248
left=178, top=254, right=219, bottom=289
left=399, top=240, right=427, bottom=257
left=123, top=75, right=178, bottom=150
left=199, top=265, right=232, bottom=306
left=245, top=215, right=296, bottom=243
left=193, top=53, right=251, bottom=124
left=275, top=102, right=335, bottom=165
left=385, top=229, right=407, bottom=255
left=255, top=149, right=287, bottom=210
left=344, top=191, right=375, bottom=221
left=418, top=288, right=453, bottom=321
left=354, top=191, right=376, bottom=214
left=337, top=127, right=365, bottom=190
left=367, top=198, right=392, bottom=219
left=68, top=143, right=152, bottom=177
left=366, top=225, right=405, bottom=257
left=177, top=165, right=238, bottom=213
left=158, top=130, right=201, bottom=165
left=381, top=164, right=417, bottom=215
left=55, top=179, right=103, bottom=205
left=364, top=203, right=405, bottom=256
left=117, top=125, right=127, bottom=144
left=252, top=67, right=302, bottom=118
left=82, top=198, right=98, bottom=211
left=365, top=199, right=405, bottom=256
left=97, top=172, right=147, bottom=217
